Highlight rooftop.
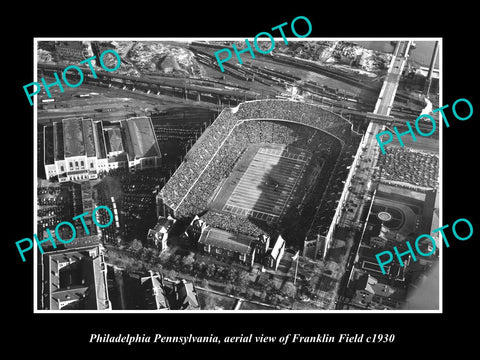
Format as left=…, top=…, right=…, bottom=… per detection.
left=55, top=41, right=83, bottom=50
left=104, top=126, right=124, bottom=154
left=44, top=246, right=110, bottom=310
left=82, top=119, right=96, bottom=158
left=122, top=117, right=161, bottom=159
left=356, top=274, right=396, bottom=297
left=63, top=118, right=86, bottom=158
left=270, top=236, right=286, bottom=259
left=94, top=122, right=107, bottom=159
left=198, top=227, right=255, bottom=255
left=53, top=122, right=64, bottom=161
left=140, top=272, right=169, bottom=310
left=44, top=125, right=54, bottom=165
left=174, top=280, right=199, bottom=310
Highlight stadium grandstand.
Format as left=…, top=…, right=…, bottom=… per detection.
left=378, top=147, right=439, bottom=190
left=158, top=99, right=361, bottom=254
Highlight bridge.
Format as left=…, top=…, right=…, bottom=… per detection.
left=329, top=41, right=415, bottom=298
left=364, top=40, right=433, bottom=132
left=373, top=41, right=413, bottom=116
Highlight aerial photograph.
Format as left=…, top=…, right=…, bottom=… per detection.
left=34, top=38, right=440, bottom=311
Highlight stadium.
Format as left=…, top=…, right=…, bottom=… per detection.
left=157, top=99, right=362, bottom=255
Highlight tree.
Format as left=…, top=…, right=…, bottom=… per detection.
left=227, top=284, right=239, bottom=296
left=167, top=269, right=178, bottom=280
left=172, top=254, right=182, bottom=268
left=234, top=271, right=250, bottom=295
left=227, top=268, right=238, bottom=282
left=224, top=283, right=233, bottom=294
left=150, top=249, right=161, bottom=266
left=265, top=282, right=278, bottom=295
left=201, top=279, right=209, bottom=289
left=192, top=261, right=201, bottom=274
left=182, top=255, right=195, bottom=273
left=115, top=235, right=125, bottom=247
left=205, top=264, right=216, bottom=278
left=237, top=271, right=250, bottom=288
left=141, top=248, right=153, bottom=263
left=198, top=262, right=208, bottom=276
left=218, top=266, right=231, bottom=281
left=204, top=296, right=216, bottom=310
left=270, top=295, right=279, bottom=306
left=159, top=250, right=171, bottom=264
left=303, top=282, right=315, bottom=297
left=130, top=238, right=143, bottom=251
left=281, top=282, right=297, bottom=299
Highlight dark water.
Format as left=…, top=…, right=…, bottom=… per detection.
left=355, top=41, right=439, bottom=68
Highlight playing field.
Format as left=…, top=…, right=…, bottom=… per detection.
left=210, top=144, right=311, bottom=223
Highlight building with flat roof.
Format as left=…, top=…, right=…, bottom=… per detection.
left=121, top=116, right=162, bottom=170
left=41, top=245, right=111, bottom=310
left=350, top=273, right=405, bottom=310
left=44, top=117, right=161, bottom=182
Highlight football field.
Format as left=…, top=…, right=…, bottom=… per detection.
left=211, top=145, right=311, bottom=223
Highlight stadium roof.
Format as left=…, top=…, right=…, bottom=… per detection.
left=44, top=125, right=54, bottom=165
left=122, top=117, right=161, bottom=159
left=198, top=227, right=255, bottom=255
left=235, top=99, right=358, bottom=144
left=82, top=119, right=96, bottom=157
left=53, top=122, right=64, bottom=161
left=93, top=121, right=107, bottom=159
left=63, top=118, right=86, bottom=158
left=104, top=126, right=124, bottom=153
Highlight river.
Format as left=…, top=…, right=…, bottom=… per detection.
left=355, top=40, right=439, bottom=68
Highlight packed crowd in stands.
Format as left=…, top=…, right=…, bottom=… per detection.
left=161, top=99, right=355, bottom=211
left=157, top=99, right=362, bottom=245
left=235, top=99, right=353, bottom=142
left=378, top=147, right=439, bottom=189
left=200, top=211, right=271, bottom=238
left=160, top=109, right=239, bottom=209
left=175, top=120, right=344, bottom=218
left=304, top=140, right=361, bottom=240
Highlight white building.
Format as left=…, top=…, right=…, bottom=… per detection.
left=44, top=116, right=162, bottom=182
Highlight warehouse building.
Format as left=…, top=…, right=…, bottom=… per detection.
left=44, top=116, right=162, bottom=182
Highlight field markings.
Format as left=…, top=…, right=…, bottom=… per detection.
left=223, top=146, right=310, bottom=222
